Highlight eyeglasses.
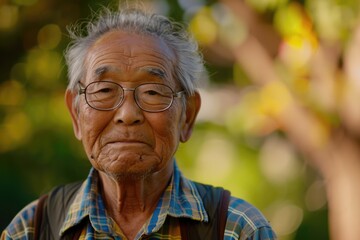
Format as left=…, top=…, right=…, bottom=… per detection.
left=78, top=81, right=184, bottom=112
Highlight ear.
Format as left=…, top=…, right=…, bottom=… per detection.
left=180, top=91, right=201, bottom=142
left=65, top=89, right=82, bottom=140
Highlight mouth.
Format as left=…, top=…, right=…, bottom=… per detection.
left=106, top=140, right=150, bottom=147
left=99, top=133, right=153, bottom=149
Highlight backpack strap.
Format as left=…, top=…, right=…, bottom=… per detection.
left=34, top=181, right=231, bottom=239
left=218, top=189, right=231, bottom=240
left=34, top=194, right=49, bottom=240
left=33, top=182, right=83, bottom=240
left=180, top=182, right=231, bottom=240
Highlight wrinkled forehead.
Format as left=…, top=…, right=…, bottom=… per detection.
left=83, top=30, right=177, bottom=85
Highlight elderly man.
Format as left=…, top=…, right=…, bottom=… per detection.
left=2, top=6, right=276, bottom=240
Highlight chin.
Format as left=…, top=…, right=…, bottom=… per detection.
left=104, top=167, right=156, bottom=181
left=94, top=152, right=163, bottom=180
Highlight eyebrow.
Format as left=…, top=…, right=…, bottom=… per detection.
left=93, top=66, right=120, bottom=79
left=94, top=66, right=109, bottom=76
left=92, top=66, right=167, bottom=80
left=92, top=66, right=122, bottom=82
left=140, top=67, right=167, bottom=80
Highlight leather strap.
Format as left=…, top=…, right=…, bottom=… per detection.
left=180, top=219, right=188, bottom=240
left=33, top=194, right=49, bottom=240
left=180, top=188, right=231, bottom=240
left=218, top=190, right=231, bottom=240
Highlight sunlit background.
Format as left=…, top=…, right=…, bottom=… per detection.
left=2, top=0, right=360, bottom=239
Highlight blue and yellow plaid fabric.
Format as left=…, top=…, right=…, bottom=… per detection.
left=1, top=162, right=276, bottom=239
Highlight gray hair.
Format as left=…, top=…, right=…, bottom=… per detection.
left=65, top=7, right=204, bottom=99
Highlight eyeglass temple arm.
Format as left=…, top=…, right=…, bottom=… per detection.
left=77, top=81, right=86, bottom=95
left=174, top=91, right=184, bottom=98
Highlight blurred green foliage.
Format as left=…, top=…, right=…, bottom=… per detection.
left=0, top=0, right=118, bottom=229
left=5, top=0, right=357, bottom=239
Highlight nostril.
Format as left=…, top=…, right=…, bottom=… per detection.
left=116, top=119, right=141, bottom=124
left=113, top=100, right=144, bottom=124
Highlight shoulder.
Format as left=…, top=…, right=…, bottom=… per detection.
left=2, top=199, right=38, bottom=239
left=225, top=197, right=277, bottom=240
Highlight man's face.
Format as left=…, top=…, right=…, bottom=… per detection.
left=67, top=31, right=196, bottom=179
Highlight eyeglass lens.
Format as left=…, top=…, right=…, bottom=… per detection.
left=85, top=81, right=175, bottom=112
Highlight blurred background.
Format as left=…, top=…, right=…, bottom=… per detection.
left=2, top=0, right=360, bottom=239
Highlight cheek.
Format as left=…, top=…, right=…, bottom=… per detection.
left=148, top=108, right=183, bottom=156
left=79, top=108, right=112, bottom=155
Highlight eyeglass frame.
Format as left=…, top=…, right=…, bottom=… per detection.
left=77, top=81, right=184, bottom=113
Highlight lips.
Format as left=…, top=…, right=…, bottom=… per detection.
left=107, top=140, right=147, bottom=146
left=104, top=138, right=151, bottom=148
left=99, top=131, right=153, bottom=149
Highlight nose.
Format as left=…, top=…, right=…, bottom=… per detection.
left=113, top=91, right=144, bottom=125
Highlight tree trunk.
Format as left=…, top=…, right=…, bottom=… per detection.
left=215, top=1, right=360, bottom=239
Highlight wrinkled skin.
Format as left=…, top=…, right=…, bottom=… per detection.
left=65, top=30, right=201, bottom=239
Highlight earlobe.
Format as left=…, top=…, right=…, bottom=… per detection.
left=180, top=91, right=201, bottom=143
left=65, top=89, right=82, bottom=140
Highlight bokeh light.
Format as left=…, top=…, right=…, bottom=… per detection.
left=305, top=180, right=327, bottom=211
left=189, top=7, right=218, bottom=45
left=25, top=48, right=62, bottom=87
left=269, top=202, right=304, bottom=237
left=259, top=135, right=301, bottom=185
left=0, top=110, right=32, bottom=152
left=0, top=80, right=26, bottom=106
left=37, top=24, right=62, bottom=50
left=12, top=0, right=38, bottom=6
left=0, top=5, right=19, bottom=30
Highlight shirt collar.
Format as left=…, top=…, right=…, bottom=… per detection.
left=168, top=162, right=208, bottom=221
left=60, top=162, right=208, bottom=237
left=140, top=162, right=208, bottom=236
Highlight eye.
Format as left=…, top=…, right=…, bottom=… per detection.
left=87, top=82, right=118, bottom=95
left=96, top=87, right=113, bottom=93
left=145, top=90, right=161, bottom=96
left=87, top=87, right=114, bottom=96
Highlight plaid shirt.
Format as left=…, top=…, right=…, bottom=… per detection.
left=1, top=162, right=276, bottom=239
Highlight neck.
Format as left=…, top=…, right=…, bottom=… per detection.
left=98, top=161, right=174, bottom=238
